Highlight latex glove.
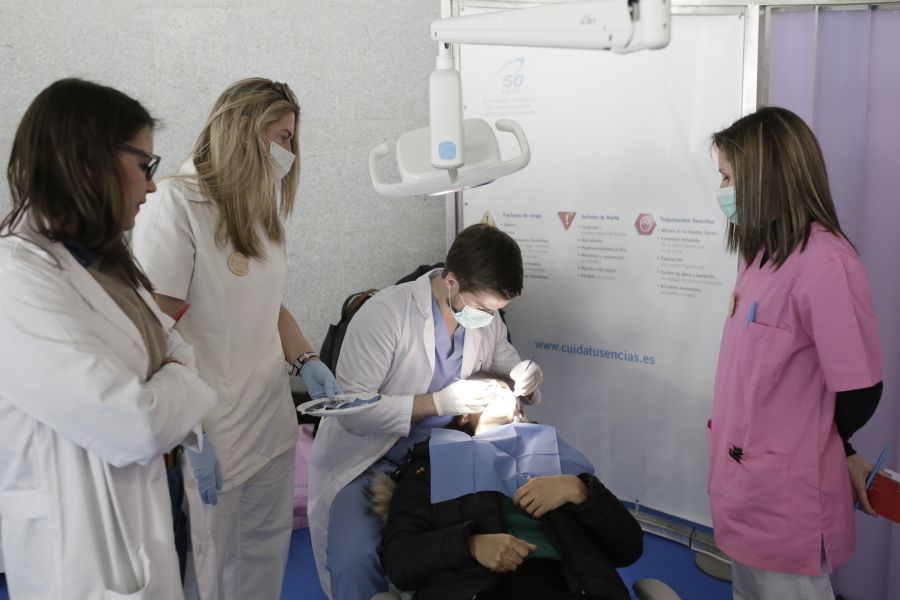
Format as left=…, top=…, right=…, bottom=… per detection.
left=300, top=360, right=342, bottom=399
left=510, top=360, right=543, bottom=397
left=186, top=432, right=223, bottom=506
left=433, top=379, right=493, bottom=416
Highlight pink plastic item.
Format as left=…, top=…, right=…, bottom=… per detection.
left=293, top=424, right=315, bottom=529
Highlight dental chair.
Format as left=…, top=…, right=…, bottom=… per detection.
left=371, top=577, right=683, bottom=599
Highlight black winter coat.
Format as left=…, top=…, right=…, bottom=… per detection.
left=380, top=441, right=644, bottom=599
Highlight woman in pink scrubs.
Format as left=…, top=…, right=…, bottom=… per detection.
left=707, top=107, right=884, bottom=599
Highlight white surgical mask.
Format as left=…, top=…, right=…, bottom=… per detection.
left=270, top=141, right=295, bottom=181
left=717, top=186, right=737, bottom=225
left=449, top=288, right=494, bottom=329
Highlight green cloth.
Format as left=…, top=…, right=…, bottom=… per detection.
left=500, top=496, right=561, bottom=561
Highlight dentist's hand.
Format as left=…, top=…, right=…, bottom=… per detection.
left=300, top=360, right=342, bottom=399
left=187, top=432, right=223, bottom=505
left=510, top=360, right=543, bottom=397
left=433, top=380, right=493, bottom=416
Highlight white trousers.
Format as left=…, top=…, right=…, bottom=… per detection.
left=732, top=555, right=835, bottom=600
left=206, top=448, right=295, bottom=600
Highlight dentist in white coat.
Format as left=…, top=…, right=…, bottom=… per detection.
left=0, top=79, right=217, bottom=599
left=309, top=224, right=545, bottom=599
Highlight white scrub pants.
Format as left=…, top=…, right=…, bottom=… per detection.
left=732, top=554, right=835, bottom=600
left=206, top=448, right=295, bottom=600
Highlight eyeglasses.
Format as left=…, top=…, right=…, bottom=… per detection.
left=119, top=144, right=161, bottom=181
left=453, top=290, right=497, bottom=315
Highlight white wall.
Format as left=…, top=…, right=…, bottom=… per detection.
left=0, top=0, right=448, bottom=348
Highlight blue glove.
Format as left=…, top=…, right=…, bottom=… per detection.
left=300, top=360, right=342, bottom=399
left=186, top=432, right=223, bottom=505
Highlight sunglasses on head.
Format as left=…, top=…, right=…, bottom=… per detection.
left=270, top=81, right=292, bottom=101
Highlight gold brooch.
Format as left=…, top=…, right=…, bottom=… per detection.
left=228, top=252, right=249, bottom=276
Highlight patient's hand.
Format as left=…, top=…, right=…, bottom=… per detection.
left=469, top=533, right=536, bottom=573
left=513, top=475, right=588, bottom=518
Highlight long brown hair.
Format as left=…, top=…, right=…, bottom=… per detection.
left=180, top=78, right=300, bottom=259
left=712, top=106, right=847, bottom=268
left=2, top=78, right=156, bottom=289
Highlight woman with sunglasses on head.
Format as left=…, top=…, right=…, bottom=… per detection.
left=0, top=79, right=217, bottom=599
left=133, top=78, right=340, bottom=600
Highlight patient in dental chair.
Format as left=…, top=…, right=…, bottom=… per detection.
left=369, top=374, right=643, bottom=600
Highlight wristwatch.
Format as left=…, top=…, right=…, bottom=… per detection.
left=293, top=351, right=319, bottom=375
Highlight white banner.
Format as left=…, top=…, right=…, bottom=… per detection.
left=460, top=12, right=746, bottom=525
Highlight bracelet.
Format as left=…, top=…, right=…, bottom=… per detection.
left=292, top=351, right=319, bottom=375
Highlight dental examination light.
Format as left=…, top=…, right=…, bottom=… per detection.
left=369, top=0, right=671, bottom=197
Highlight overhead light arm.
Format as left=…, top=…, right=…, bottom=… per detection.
left=432, top=0, right=670, bottom=52
left=369, top=0, right=671, bottom=198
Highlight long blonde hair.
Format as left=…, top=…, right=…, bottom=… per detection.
left=712, top=106, right=847, bottom=268
left=181, top=78, right=300, bottom=259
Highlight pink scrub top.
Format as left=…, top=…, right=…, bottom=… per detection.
left=708, top=224, right=883, bottom=576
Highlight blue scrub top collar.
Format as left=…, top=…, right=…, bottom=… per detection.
left=62, top=239, right=97, bottom=267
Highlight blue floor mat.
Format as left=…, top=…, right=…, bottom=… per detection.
left=277, top=528, right=731, bottom=600
left=0, top=529, right=730, bottom=600
left=619, top=534, right=732, bottom=599
left=282, top=527, right=328, bottom=599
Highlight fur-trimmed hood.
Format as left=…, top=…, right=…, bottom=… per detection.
left=368, top=470, right=397, bottom=525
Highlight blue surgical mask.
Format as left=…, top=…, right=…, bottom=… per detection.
left=717, top=186, right=737, bottom=225
left=449, top=289, right=494, bottom=329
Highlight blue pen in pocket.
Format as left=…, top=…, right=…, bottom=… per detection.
left=746, top=301, right=757, bottom=329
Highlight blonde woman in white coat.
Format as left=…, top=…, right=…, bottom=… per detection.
left=133, top=78, right=339, bottom=600
left=0, top=79, right=217, bottom=599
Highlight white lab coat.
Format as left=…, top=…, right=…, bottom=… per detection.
left=0, top=223, right=217, bottom=600
left=308, top=269, right=528, bottom=596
